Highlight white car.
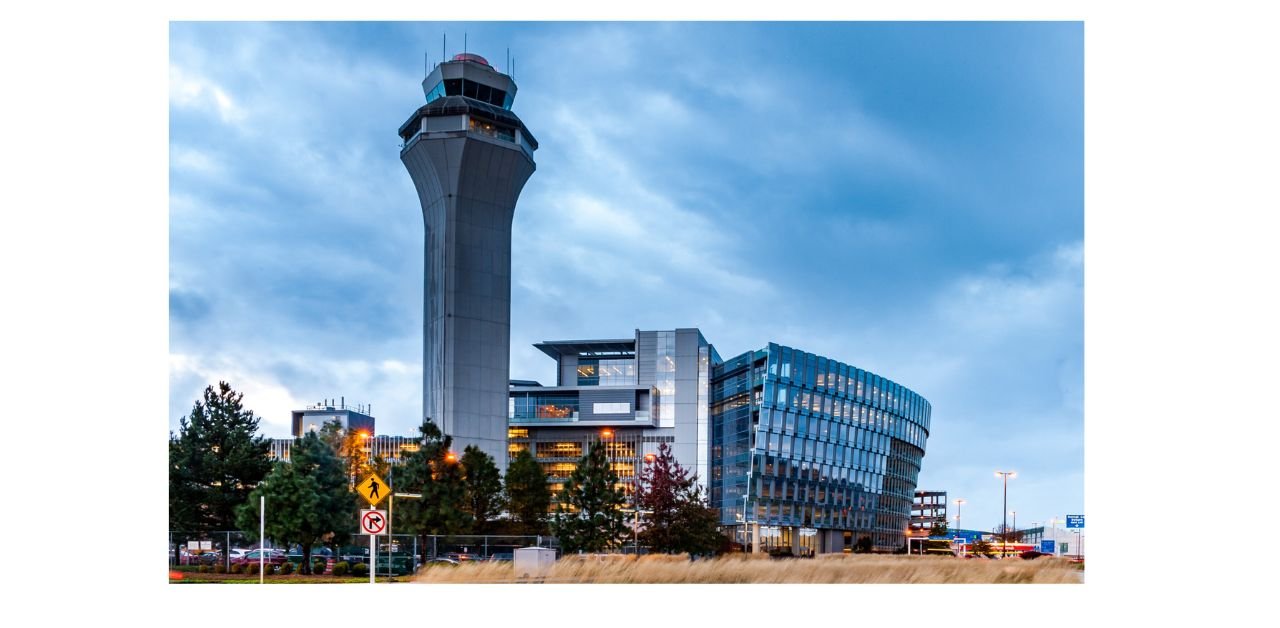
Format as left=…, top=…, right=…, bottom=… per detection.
left=227, top=548, right=251, bottom=561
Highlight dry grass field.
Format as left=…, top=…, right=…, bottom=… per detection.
left=411, top=553, right=1083, bottom=584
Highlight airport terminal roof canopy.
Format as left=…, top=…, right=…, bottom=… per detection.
left=533, top=338, right=636, bottom=361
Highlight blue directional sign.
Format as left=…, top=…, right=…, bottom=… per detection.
left=1066, top=515, right=1084, bottom=529
left=1040, top=539, right=1056, bottom=554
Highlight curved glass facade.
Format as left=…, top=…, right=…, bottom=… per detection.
left=711, top=343, right=931, bottom=553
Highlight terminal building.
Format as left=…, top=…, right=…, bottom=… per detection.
left=507, top=329, right=716, bottom=500
left=509, top=332, right=932, bottom=554
left=709, top=344, right=931, bottom=554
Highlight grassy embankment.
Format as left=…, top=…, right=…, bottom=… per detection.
left=412, top=553, right=1083, bottom=584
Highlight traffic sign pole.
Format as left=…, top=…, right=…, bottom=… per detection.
left=259, top=496, right=265, bottom=585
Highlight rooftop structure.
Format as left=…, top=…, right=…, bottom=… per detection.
left=290, top=398, right=375, bottom=438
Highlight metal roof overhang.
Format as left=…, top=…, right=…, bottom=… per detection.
left=533, top=339, right=636, bottom=361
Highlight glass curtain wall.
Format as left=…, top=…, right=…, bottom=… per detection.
left=712, top=343, right=931, bottom=553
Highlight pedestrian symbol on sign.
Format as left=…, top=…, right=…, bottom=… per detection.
left=357, top=472, right=389, bottom=506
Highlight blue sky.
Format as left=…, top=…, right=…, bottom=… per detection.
left=169, top=21, right=1082, bottom=535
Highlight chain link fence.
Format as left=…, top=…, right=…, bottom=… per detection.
left=169, top=530, right=559, bottom=575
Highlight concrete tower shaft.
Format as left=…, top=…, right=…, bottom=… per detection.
left=399, top=54, right=537, bottom=473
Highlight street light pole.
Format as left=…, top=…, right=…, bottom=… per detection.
left=994, top=471, right=1016, bottom=558
left=365, top=433, right=375, bottom=584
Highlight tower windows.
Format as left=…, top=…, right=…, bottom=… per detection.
left=434, top=78, right=510, bottom=108
left=469, top=117, right=515, bottom=142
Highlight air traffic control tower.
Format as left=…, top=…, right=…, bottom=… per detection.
left=398, top=53, right=537, bottom=472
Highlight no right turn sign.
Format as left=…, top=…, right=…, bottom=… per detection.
left=360, top=509, right=387, bottom=535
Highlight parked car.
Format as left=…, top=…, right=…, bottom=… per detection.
left=425, top=557, right=459, bottom=566
left=287, top=545, right=334, bottom=558
left=227, top=549, right=250, bottom=562
left=487, top=552, right=514, bottom=562
left=196, top=551, right=222, bottom=565
left=231, top=549, right=288, bottom=567
left=444, top=552, right=479, bottom=562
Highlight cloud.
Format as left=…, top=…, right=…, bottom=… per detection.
left=170, top=352, right=423, bottom=438
left=935, top=240, right=1083, bottom=341
left=169, top=353, right=305, bottom=434
left=169, top=65, right=245, bottom=125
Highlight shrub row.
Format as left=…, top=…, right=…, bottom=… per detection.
left=213, top=560, right=333, bottom=576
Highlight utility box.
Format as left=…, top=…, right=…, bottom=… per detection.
left=514, top=547, right=556, bottom=578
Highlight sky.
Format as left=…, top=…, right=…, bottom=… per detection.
left=169, top=21, right=1082, bottom=536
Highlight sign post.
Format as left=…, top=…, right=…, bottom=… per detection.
left=358, top=473, right=391, bottom=583
left=360, top=509, right=387, bottom=584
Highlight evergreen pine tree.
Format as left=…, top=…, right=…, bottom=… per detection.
left=169, top=382, right=273, bottom=551
left=395, top=420, right=472, bottom=563
left=460, top=445, right=504, bottom=534
left=235, top=430, right=349, bottom=574
left=504, top=449, right=550, bottom=535
left=552, top=442, right=627, bottom=553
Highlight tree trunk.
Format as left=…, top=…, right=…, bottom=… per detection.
left=301, top=542, right=312, bottom=575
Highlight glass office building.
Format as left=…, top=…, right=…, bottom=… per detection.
left=711, top=343, right=931, bottom=554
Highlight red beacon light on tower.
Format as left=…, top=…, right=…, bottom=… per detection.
left=452, top=52, right=491, bottom=67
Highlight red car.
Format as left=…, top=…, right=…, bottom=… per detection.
left=231, top=549, right=288, bottom=568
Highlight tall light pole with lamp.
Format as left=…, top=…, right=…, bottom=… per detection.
left=994, top=471, right=1016, bottom=558
left=1009, top=510, right=1017, bottom=544
left=623, top=452, right=657, bottom=554
left=953, top=498, right=965, bottom=555
left=360, top=431, right=374, bottom=581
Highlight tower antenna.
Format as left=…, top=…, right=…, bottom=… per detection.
left=464, top=32, right=467, bottom=58
left=506, top=47, right=510, bottom=74
left=442, top=33, right=446, bottom=66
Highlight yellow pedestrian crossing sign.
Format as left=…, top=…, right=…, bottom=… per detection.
left=357, top=473, right=389, bottom=506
